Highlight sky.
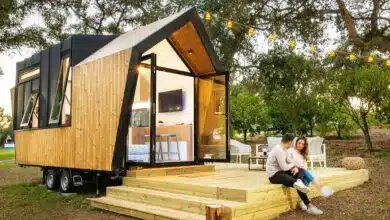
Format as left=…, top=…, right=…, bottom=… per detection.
left=0, top=51, right=37, bottom=115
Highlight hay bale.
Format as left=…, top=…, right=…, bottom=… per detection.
left=342, top=157, right=365, bottom=170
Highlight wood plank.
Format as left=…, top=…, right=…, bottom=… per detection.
left=90, top=197, right=205, bottom=220
left=14, top=49, right=132, bottom=171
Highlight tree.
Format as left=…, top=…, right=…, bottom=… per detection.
left=331, top=65, right=390, bottom=150
left=244, top=48, right=328, bottom=136
left=230, top=92, right=270, bottom=143
left=0, top=0, right=47, bottom=53
left=0, top=107, right=12, bottom=146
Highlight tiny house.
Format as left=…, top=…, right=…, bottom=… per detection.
left=13, top=7, right=230, bottom=193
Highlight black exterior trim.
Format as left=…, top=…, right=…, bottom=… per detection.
left=111, top=50, right=140, bottom=171
left=141, top=63, right=193, bottom=77
left=189, top=11, right=225, bottom=73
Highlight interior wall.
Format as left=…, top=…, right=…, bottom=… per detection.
left=156, top=70, right=194, bottom=125
left=143, top=39, right=189, bottom=72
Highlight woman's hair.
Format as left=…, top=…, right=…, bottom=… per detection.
left=295, top=136, right=309, bottom=161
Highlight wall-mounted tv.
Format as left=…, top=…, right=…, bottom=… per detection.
left=158, top=89, right=183, bottom=113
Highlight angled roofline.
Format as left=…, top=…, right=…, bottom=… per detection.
left=133, top=7, right=225, bottom=73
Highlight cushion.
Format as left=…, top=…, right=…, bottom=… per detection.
left=342, top=157, right=365, bottom=170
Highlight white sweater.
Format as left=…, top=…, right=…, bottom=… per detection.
left=266, top=145, right=295, bottom=177
left=288, top=148, right=307, bottom=169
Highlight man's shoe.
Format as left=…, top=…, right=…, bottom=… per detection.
left=299, top=200, right=308, bottom=211
left=306, top=206, right=323, bottom=215
left=293, top=179, right=311, bottom=193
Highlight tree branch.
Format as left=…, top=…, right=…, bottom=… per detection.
left=336, top=0, right=359, bottom=41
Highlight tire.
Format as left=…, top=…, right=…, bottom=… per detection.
left=59, top=170, right=73, bottom=193
left=46, top=169, right=59, bottom=190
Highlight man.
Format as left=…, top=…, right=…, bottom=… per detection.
left=265, top=133, right=323, bottom=215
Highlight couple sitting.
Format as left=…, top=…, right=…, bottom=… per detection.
left=265, top=134, right=333, bottom=215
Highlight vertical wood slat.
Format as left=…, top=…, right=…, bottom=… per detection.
left=14, top=49, right=132, bottom=171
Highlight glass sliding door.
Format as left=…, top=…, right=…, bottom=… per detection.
left=155, top=70, right=194, bottom=163
left=126, top=55, right=154, bottom=163
left=197, top=74, right=229, bottom=161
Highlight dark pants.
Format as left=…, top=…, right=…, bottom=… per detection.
left=269, top=168, right=310, bottom=205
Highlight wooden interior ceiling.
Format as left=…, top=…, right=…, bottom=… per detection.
left=169, top=22, right=215, bottom=75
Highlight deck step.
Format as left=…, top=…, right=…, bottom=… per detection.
left=123, top=177, right=248, bottom=202
left=107, top=185, right=244, bottom=216
left=90, top=196, right=205, bottom=220
left=127, top=165, right=215, bottom=177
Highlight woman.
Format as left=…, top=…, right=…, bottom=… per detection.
left=289, top=136, right=334, bottom=211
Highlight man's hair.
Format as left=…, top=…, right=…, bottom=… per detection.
left=281, top=133, right=294, bottom=143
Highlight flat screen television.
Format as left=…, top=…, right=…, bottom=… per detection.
left=158, top=89, right=183, bottom=113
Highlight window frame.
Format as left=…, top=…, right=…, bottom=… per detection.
left=48, top=54, right=72, bottom=126
left=16, top=67, right=41, bottom=130
left=20, top=91, right=39, bottom=128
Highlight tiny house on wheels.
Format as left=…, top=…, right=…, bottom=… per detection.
left=13, top=7, right=230, bottom=193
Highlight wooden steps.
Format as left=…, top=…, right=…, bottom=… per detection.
left=127, top=165, right=215, bottom=177
left=123, top=177, right=248, bottom=201
left=89, top=197, right=205, bottom=220
left=107, top=185, right=244, bottom=216
left=90, top=167, right=369, bottom=220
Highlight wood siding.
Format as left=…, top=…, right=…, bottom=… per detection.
left=14, top=49, right=132, bottom=171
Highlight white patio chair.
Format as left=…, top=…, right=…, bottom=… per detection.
left=230, top=139, right=251, bottom=164
left=266, top=137, right=282, bottom=153
left=307, top=137, right=327, bottom=170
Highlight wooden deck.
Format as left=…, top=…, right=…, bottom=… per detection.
left=90, top=164, right=369, bottom=220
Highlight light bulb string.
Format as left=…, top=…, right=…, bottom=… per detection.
left=202, top=11, right=390, bottom=65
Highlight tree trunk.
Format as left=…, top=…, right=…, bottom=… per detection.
left=337, top=127, right=342, bottom=139
left=243, top=129, right=247, bottom=143
left=361, top=114, right=373, bottom=151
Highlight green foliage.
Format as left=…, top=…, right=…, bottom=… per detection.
left=230, top=89, right=270, bottom=142
left=0, top=1, right=47, bottom=53
left=0, top=107, right=12, bottom=146
left=375, top=151, right=390, bottom=159
left=0, top=149, right=15, bottom=160
left=243, top=49, right=328, bottom=136
left=330, top=64, right=390, bottom=148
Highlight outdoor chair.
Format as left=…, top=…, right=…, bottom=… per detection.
left=230, top=139, right=251, bottom=164
left=266, top=137, right=282, bottom=152
left=307, top=137, right=327, bottom=170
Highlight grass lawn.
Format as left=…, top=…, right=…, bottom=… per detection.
left=0, top=148, right=15, bottom=160
left=0, top=183, right=134, bottom=220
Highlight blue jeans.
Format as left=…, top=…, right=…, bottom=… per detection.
left=302, top=170, right=314, bottom=186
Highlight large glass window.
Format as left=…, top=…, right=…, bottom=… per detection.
left=49, top=56, right=71, bottom=125
left=198, top=75, right=227, bottom=160
left=155, top=70, right=194, bottom=162
left=127, top=62, right=151, bottom=163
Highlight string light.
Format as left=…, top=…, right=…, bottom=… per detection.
left=227, top=19, right=233, bottom=29
left=205, top=12, right=212, bottom=21
left=248, top=27, right=254, bottom=36
left=289, top=40, right=296, bottom=49
left=349, top=53, right=357, bottom=61
left=309, top=45, right=316, bottom=53
left=268, top=33, right=275, bottom=42
left=202, top=10, right=389, bottom=66
left=366, top=55, right=374, bottom=64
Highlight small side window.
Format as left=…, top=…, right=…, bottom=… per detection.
left=20, top=92, right=39, bottom=128
left=49, top=56, right=71, bottom=125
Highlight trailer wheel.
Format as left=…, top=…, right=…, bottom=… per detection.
left=46, top=169, right=59, bottom=190
left=60, top=170, right=73, bottom=193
